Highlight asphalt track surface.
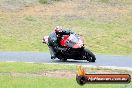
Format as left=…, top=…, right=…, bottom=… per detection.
left=0, top=52, right=132, bottom=68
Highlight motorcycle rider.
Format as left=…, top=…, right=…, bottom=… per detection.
left=48, top=26, right=74, bottom=59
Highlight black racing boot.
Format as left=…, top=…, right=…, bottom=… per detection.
left=51, top=55, right=56, bottom=59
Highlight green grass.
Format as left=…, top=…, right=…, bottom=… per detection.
left=39, top=0, right=48, bottom=4
left=0, top=76, right=132, bottom=88
left=0, top=16, right=131, bottom=55
left=0, top=62, right=76, bottom=72
left=39, top=0, right=61, bottom=4
left=0, top=62, right=131, bottom=88
left=98, top=0, right=132, bottom=4
left=0, top=0, right=132, bottom=55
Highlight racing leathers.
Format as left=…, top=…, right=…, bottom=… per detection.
left=48, top=29, right=74, bottom=59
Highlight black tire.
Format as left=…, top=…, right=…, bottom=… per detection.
left=84, top=49, right=96, bottom=62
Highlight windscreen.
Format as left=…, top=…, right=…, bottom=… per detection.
left=65, top=34, right=79, bottom=47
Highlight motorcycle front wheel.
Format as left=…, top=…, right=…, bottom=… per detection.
left=83, top=49, right=96, bottom=62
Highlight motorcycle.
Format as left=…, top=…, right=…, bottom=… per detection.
left=42, top=33, right=96, bottom=62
